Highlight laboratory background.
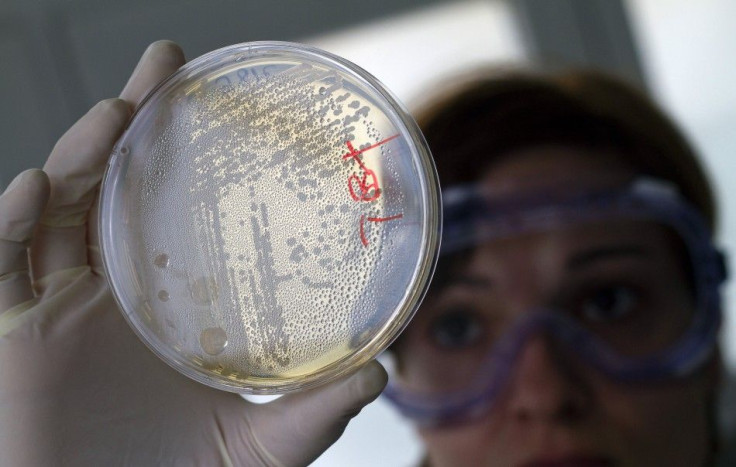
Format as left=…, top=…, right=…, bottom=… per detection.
left=1, top=0, right=735, bottom=464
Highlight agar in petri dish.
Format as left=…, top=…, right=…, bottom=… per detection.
left=99, top=41, right=441, bottom=393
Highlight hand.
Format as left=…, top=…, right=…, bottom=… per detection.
left=0, top=41, right=387, bottom=467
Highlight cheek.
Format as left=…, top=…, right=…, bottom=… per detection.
left=418, top=406, right=541, bottom=467
left=419, top=422, right=509, bottom=467
left=416, top=376, right=712, bottom=467
left=594, top=378, right=711, bottom=465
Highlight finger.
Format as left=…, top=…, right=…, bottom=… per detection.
left=242, top=361, right=388, bottom=466
left=31, top=99, right=130, bottom=282
left=120, top=40, right=185, bottom=107
left=0, top=170, right=49, bottom=311
left=34, top=41, right=185, bottom=281
left=86, top=40, right=186, bottom=262
left=87, top=188, right=103, bottom=274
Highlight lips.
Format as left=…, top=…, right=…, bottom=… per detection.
left=520, top=456, right=614, bottom=467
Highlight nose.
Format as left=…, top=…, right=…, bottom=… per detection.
left=505, top=334, right=591, bottom=424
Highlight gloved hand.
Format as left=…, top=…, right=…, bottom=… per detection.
left=0, top=41, right=387, bottom=467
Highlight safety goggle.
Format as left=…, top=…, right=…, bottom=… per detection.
left=383, top=178, right=727, bottom=426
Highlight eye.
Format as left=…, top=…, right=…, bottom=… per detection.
left=580, top=286, right=639, bottom=322
left=428, top=311, right=484, bottom=349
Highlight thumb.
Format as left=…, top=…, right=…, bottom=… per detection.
left=245, top=360, right=388, bottom=466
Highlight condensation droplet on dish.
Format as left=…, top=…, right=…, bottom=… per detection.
left=200, top=327, right=228, bottom=355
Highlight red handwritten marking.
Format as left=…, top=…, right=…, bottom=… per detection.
left=343, top=138, right=396, bottom=202
left=342, top=133, right=399, bottom=202
left=342, top=134, right=400, bottom=160
left=343, top=135, right=403, bottom=246
left=348, top=173, right=381, bottom=202
left=367, top=214, right=404, bottom=223
left=359, top=215, right=369, bottom=247
left=359, top=213, right=404, bottom=247
left=344, top=140, right=358, bottom=159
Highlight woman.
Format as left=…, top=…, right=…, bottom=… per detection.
left=384, top=71, right=727, bottom=466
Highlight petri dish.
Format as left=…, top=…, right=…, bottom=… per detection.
left=99, top=41, right=441, bottom=393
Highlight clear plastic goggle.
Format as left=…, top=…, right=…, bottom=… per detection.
left=382, top=178, right=727, bottom=426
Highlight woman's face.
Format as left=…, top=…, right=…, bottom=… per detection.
left=397, top=146, right=717, bottom=467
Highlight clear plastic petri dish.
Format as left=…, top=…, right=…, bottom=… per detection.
left=99, top=41, right=441, bottom=393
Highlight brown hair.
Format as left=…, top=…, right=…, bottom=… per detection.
left=416, top=69, right=716, bottom=229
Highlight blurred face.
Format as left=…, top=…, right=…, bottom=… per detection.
left=396, top=146, right=716, bottom=467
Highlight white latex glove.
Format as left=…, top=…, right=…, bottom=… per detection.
left=0, top=41, right=387, bottom=467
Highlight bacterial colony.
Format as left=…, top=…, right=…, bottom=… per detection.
left=120, top=58, right=415, bottom=385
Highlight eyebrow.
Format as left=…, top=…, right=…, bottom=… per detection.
left=566, top=244, right=649, bottom=270
left=441, top=245, right=649, bottom=290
